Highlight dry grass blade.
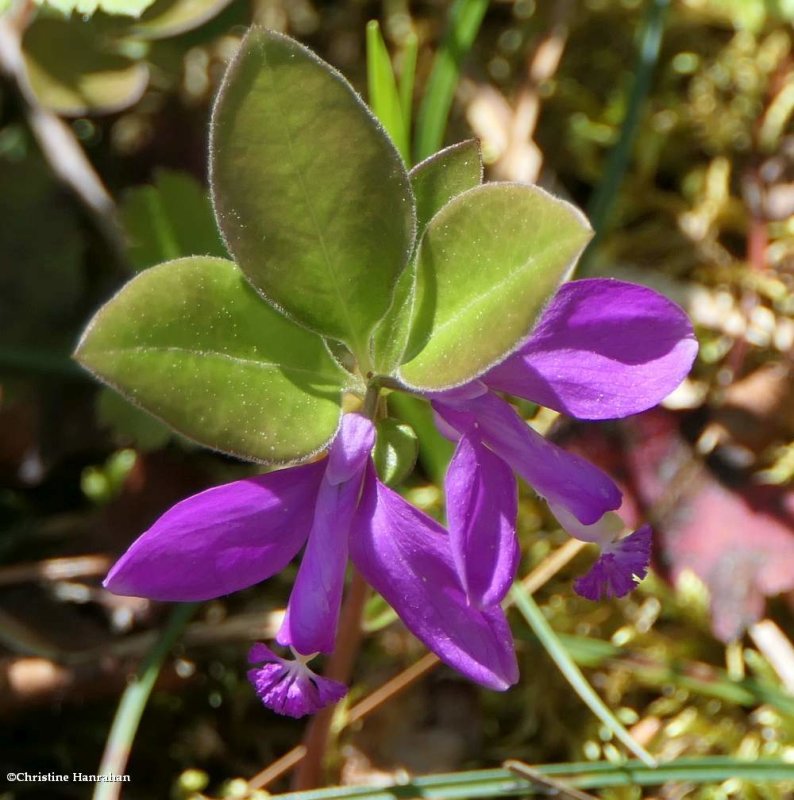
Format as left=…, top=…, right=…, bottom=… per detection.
left=0, top=555, right=111, bottom=587
left=504, top=760, right=599, bottom=800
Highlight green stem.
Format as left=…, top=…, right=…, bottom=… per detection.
left=362, top=383, right=382, bottom=419
left=93, top=603, right=197, bottom=800
left=581, top=0, right=669, bottom=271
left=510, top=585, right=656, bottom=768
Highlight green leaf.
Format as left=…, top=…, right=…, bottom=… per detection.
left=34, top=0, right=156, bottom=17
left=210, top=28, right=416, bottom=358
left=369, top=265, right=415, bottom=375
left=398, top=33, right=418, bottom=146
left=373, top=418, right=418, bottom=487
left=366, top=20, right=408, bottom=163
left=371, top=139, right=483, bottom=374
left=75, top=257, right=347, bottom=463
left=410, top=139, right=483, bottom=235
left=398, top=183, right=593, bottom=390
left=120, top=169, right=227, bottom=270
left=22, top=16, right=149, bottom=115
left=130, top=0, right=234, bottom=39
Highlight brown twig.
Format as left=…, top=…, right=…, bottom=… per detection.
left=0, top=610, right=283, bottom=713
left=346, top=651, right=439, bottom=726
left=0, top=607, right=282, bottom=666
left=505, top=759, right=598, bottom=800
left=245, top=746, right=307, bottom=792
left=0, top=555, right=111, bottom=587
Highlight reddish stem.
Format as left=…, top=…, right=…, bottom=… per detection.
left=291, top=571, right=369, bottom=789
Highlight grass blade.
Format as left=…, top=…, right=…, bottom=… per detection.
left=268, top=757, right=794, bottom=800
left=557, top=631, right=794, bottom=716
left=510, top=584, right=656, bottom=767
left=366, top=20, right=409, bottom=162
left=414, top=0, right=489, bottom=162
left=93, top=603, right=197, bottom=800
left=398, top=31, right=418, bottom=152
left=581, top=0, right=669, bottom=269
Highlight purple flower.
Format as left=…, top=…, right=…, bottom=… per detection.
left=483, top=279, right=698, bottom=421
left=102, top=276, right=696, bottom=717
left=247, top=643, right=347, bottom=718
left=573, top=526, right=653, bottom=601
left=432, top=279, right=697, bottom=602
left=104, top=413, right=517, bottom=717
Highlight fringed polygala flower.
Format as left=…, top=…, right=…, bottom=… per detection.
left=81, top=26, right=701, bottom=723
left=247, top=643, right=347, bottom=719
left=104, top=414, right=517, bottom=717
left=432, top=279, right=698, bottom=602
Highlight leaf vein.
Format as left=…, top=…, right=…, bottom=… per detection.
left=86, top=346, right=343, bottom=384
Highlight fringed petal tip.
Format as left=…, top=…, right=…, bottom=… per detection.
left=574, top=525, right=653, bottom=601
left=247, top=643, right=347, bottom=718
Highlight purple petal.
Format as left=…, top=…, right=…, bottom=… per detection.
left=434, top=391, right=621, bottom=525
left=278, top=415, right=375, bottom=655
left=325, top=414, right=376, bottom=485
left=446, top=432, right=519, bottom=606
left=247, top=643, right=347, bottom=718
left=104, top=462, right=325, bottom=601
left=276, top=478, right=357, bottom=654
left=350, top=466, right=518, bottom=690
left=574, top=525, right=653, bottom=601
left=484, top=279, right=698, bottom=420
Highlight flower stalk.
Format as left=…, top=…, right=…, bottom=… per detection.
left=292, top=572, right=369, bottom=789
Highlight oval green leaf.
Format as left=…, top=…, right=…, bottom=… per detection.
left=210, top=28, right=416, bottom=354
left=409, top=139, right=483, bottom=235
left=22, top=16, right=149, bottom=116
left=371, top=140, right=482, bottom=374
left=34, top=0, right=156, bottom=16
left=130, top=0, right=234, bottom=39
left=75, top=257, right=347, bottom=463
left=398, top=183, right=593, bottom=390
